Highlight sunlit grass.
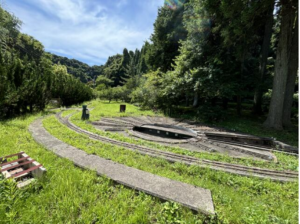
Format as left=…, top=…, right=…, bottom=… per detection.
left=0, top=113, right=201, bottom=224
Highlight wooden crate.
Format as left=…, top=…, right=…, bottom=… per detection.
left=0, top=152, right=47, bottom=188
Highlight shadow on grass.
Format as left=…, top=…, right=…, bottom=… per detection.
left=166, top=106, right=298, bottom=147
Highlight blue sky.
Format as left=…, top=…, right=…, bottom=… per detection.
left=4, top=0, right=164, bottom=65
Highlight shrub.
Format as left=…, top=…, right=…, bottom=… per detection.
left=197, top=104, right=227, bottom=122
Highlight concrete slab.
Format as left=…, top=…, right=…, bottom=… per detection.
left=29, top=119, right=215, bottom=215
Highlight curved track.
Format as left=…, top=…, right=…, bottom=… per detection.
left=56, top=113, right=298, bottom=182
left=96, top=116, right=298, bottom=156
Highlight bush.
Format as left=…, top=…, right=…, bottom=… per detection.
left=97, top=86, right=131, bottom=103
left=197, top=104, right=227, bottom=122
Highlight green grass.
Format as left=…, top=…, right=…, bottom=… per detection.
left=42, top=102, right=298, bottom=223
left=61, top=108, right=81, bottom=118
left=0, top=112, right=200, bottom=224
left=0, top=100, right=298, bottom=224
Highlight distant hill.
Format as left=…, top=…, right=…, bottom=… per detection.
left=50, top=53, right=103, bottom=83
left=49, top=45, right=149, bottom=87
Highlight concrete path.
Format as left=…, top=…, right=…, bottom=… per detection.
left=29, top=118, right=215, bottom=215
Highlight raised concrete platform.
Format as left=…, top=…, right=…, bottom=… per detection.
left=29, top=119, right=215, bottom=215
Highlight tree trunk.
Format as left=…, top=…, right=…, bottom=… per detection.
left=193, top=92, right=199, bottom=107
left=237, top=50, right=246, bottom=116
left=264, top=0, right=296, bottom=129
left=253, top=0, right=275, bottom=114
left=282, top=15, right=298, bottom=127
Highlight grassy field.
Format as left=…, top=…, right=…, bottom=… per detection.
left=0, top=100, right=298, bottom=224
left=0, top=112, right=196, bottom=224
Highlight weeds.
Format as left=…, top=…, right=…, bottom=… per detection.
left=0, top=175, right=26, bottom=223
left=158, top=202, right=183, bottom=224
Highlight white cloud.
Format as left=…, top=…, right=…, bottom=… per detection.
left=6, top=0, right=164, bottom=65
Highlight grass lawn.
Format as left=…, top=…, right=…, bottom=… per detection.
left=0, top=100, right=298, bottom=224
left=1, top=112, right=203, bottom=224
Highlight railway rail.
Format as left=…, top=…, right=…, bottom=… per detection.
left=55, top=113, right=298, bottom=182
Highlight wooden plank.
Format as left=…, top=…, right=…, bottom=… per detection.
left=0, top=156, right=30, bottom=167
left=19, top=153, right=47, bottom=178
left=1, top=160, right=35, bottom=172
left=0, top=152, right=24, bottom=161
left=12, top=164, right=42, bottom=178
left=9, top=168, right=24, bottom=175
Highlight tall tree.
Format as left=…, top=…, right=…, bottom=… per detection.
left=121, top=48, right=130, bottom=69
left=139, top=41, right=151, bottom=72
left=149, top=1, right=188, bottom=72
left=253, top=0, right=276, bottom=114
left=264, top=0, right=298, bottom=129
left=215, top=0, right=268, bottom=115
left=0, top=5, right=21, bottom=53
left=282, top=15, right=298, bottom=127
left=134, top=49, right=140, bottom=66
left=103, top=54, right=122, bottom=86
left=0, top=5, right=93, bottom=117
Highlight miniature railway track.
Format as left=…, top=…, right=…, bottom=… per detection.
left=178, top=124, right=298, bottom=156
left=56, top=113, right=298, bottom=182
left=101, top=116, right=297, bottom=156
left=206, top=138, right=299, bottom=157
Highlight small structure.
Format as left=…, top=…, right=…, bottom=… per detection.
left=120, top=105, right=126, bottom=113
left=81, top=105, right=89, bottom=120
left=0, top=152, right=46, bottom=188
left=86, top=109, right=90, bottom=120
